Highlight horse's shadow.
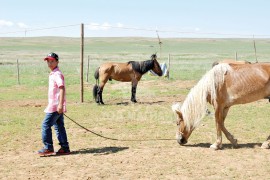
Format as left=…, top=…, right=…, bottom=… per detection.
left=185, top=143, right=262, bottom=149
left=71, top=146, right=129, bottom=155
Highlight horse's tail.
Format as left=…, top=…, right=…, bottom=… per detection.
left=93, top=84, right=98, bottom=101
left=94, top=67, right=100, bottom=85
left=93, top=67, right=100, bottom=101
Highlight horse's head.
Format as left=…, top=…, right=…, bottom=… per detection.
left=151, top=54, right=163, bottom=76
left=172, top=103, right=193, bottom=145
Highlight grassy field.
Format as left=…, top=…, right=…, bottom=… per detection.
left=0, top=37, right=270, bottom=179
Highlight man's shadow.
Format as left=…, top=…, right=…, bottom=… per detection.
left=71, top=146, right=129, bottom=155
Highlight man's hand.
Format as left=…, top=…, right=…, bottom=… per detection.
left=57, top=104, right=63, bottom=114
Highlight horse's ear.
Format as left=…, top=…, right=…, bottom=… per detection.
left=151, top=53, right=157, bottom=60
left=172, top=103, right=183, bottom=120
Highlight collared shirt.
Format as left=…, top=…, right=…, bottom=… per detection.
left=44, top=67, right=67, bottom=113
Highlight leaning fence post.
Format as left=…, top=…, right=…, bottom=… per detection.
left=17, top=59, right=20, bottom=85
left=253, top=35, right=258, bottom=63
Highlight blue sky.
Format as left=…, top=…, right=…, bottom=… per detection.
left=0, top=0, right=269, bottom=38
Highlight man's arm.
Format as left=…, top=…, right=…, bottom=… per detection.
left=57, top=86, right=65, bottom=114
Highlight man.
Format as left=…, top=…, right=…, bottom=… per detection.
left=38, top=52, right=70, bottom=155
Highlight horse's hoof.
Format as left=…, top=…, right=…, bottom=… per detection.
left=261, top=141, right=270, bottom=149
left=210, top=143, right=222, bottom=150
left=232, top=139, right=238, bottom=148
left=99, top=102, right=105, bottom=105
left=131, top=100, right=137, bottom=103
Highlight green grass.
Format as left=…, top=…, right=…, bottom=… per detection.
left=1, top=37, right=270, bottom=141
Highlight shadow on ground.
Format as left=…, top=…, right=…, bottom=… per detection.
left=116, top=101, right=165, bottom=105
left=185, top=143, right=262, bottom=149
left=72, top=146, right=129, bottom=155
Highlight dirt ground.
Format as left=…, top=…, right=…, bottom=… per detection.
left=1, top=129, right=270, bottom=179
left=1, top=80, right=270, bottom=179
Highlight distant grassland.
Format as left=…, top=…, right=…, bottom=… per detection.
left=1, top=37, right=270, bottom=57
left=1, top=37, right=270, bottom=101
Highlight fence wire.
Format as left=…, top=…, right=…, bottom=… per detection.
left=1, top=23, right=270, bottom=38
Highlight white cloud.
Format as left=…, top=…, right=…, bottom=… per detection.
left=101, top=22, right=110, bottom=30
left=0, top=20, right=28, bottom=29
left=86, top=23, right=100, bottom=30
left=117, top=23, right=123, bottom=28
left=17, top=22, right=28, bottom=29
left=181, top=27, right=201, bottom=32
left=86, top=22, right=124, bottom=31
left=0, top=20, right=14, bottom=27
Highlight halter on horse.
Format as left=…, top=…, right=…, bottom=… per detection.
left=93, top=54, right=162, bottom=104
left=172, top=63, right=270, bottom=150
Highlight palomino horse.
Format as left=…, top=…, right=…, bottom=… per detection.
left=212, top=59, right=251, bottom=67
left=93, top=54, right=162, bottom=104
left=172, top=63, right=270, bottom=150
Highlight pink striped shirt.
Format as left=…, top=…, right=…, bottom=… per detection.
left=44, top=67, right=67, bottom=113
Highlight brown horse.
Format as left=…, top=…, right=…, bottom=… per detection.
left=172, top=63, right=270, bottom=150
left=93, top=54, right=162, bottom=104
left=212, top=59, right=251, bottom=67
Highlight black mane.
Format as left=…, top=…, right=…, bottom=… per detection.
left=128, top=54, right=157, bottom=74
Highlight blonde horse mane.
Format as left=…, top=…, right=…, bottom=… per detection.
left=173, top=63, right=232, bottom=131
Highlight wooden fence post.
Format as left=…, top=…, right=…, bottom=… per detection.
left=253, top=35, right=258, bottom=63
left=80, top=23, right=84, bottom=103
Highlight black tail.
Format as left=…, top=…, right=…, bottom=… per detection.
left=93, top=84, right=98, bottom=102
left=93, top=67, right=100, bottom=101
left=94, top=67, right=100, bottom=84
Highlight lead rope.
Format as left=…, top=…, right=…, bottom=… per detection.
left=64, top=113, right=174, bottom=142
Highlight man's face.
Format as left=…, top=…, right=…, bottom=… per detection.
left=46, top=59, right=58, bottom=70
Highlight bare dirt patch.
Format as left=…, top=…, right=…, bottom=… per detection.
left=1, top=80, right=270, bottom=179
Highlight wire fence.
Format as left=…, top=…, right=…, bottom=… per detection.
left=1, top=23, right=270, bottom=38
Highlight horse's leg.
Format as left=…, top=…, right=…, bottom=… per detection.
left=219, top=107, right=238, bottom=148
left=210, top=107, right=225, bottom=150
left=261, top=135, right=270, bottom=149
left=97, top=79, right=108, bottom=105
left=211, top=107, right=238, bottom=150
left=97, top=86, right=104, bottom=105
left=131, top=80, right=138, bottom=103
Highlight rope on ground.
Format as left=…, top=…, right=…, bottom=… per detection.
left=64, top=113, right=174, bottom=142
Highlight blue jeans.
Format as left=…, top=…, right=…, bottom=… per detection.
left=41, top=112, right=69, bottom=150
